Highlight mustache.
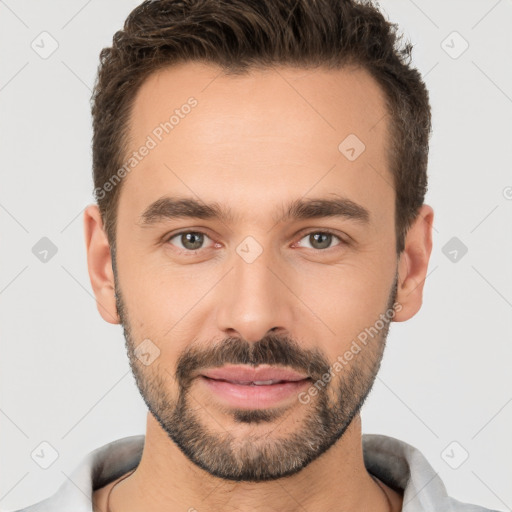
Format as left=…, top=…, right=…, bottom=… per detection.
left=175, top=333, right=330, bottom=388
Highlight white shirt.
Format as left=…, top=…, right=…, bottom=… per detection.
left=13, top=434, right=496, bottom=512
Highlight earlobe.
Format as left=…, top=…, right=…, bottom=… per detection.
left=393, top=204, right=434, bottom=322
left=83, top=204, right=120, bottom=325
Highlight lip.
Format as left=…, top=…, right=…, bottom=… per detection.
left=200, top=376, right=311, bottom=409
left=200, top=364, right=309, bottom=383
left=198, top=365, right=311, bottom=409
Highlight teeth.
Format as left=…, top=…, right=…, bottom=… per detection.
left=226, top=379, right=282, bottom=385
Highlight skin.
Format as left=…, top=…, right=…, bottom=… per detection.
left=85, top=62, right=433, bottom=512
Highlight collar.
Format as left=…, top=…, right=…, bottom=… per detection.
left=18, top=433, right=487, bottom=512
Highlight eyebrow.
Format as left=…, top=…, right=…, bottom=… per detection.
left=138, top=195, right=370, bottom=227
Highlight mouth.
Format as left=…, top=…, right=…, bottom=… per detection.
left=198, top=365, right=312, bottom=409
left=200, top=364, right=310, bottom=383
left=202, top=377, right=308, bottom=386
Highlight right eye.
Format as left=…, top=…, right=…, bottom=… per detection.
left=166, top=231, right=215, bottom=251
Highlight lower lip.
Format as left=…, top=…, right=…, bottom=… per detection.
left=199, top=376, right=311, bottom=409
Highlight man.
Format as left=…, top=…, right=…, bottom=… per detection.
left=16, top=0, right=496, bottom=511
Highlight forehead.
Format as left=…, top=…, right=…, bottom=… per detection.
left=120, top=62, right=393, bottom=225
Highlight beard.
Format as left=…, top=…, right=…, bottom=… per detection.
left=114, top=272, right=398, bottom=482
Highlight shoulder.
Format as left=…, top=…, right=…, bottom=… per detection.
left=9, top=435, right=144, bottom=512
left=362, top=433, right=500, bottom=512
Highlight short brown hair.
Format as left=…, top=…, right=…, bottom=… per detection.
left=91, top=0, right=431, bottom=256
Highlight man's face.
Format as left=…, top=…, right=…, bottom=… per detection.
left=113, top=63, right=399, bottom=481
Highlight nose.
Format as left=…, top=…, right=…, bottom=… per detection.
left=215, top=245, right=296, bottom=343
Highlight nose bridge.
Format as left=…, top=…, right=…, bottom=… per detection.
left=215, top=239, right=293, bottom=342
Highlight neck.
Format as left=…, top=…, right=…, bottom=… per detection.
left=106, top=413, right=402, bottom=512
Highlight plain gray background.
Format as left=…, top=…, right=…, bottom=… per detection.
left=1, top=0, right=511, bottom=510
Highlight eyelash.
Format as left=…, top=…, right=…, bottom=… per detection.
left=165, top=229, right=347, bottom=253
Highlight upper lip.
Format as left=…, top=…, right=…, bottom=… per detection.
left=200, top=365, right=310, bottom=383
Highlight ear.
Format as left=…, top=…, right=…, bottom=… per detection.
left=83, top=204, right=120, bottom=324
left=393, top=204, right=434, bottom=322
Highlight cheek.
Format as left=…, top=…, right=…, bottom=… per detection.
left=290, top=260, right=394, bottom=352
left=118, top=264, right=215, bottom=362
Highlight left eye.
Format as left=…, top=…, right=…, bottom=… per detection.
left=167, top=231, right=214, bottom=251
left=297, top=231, right=343, bottom=250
